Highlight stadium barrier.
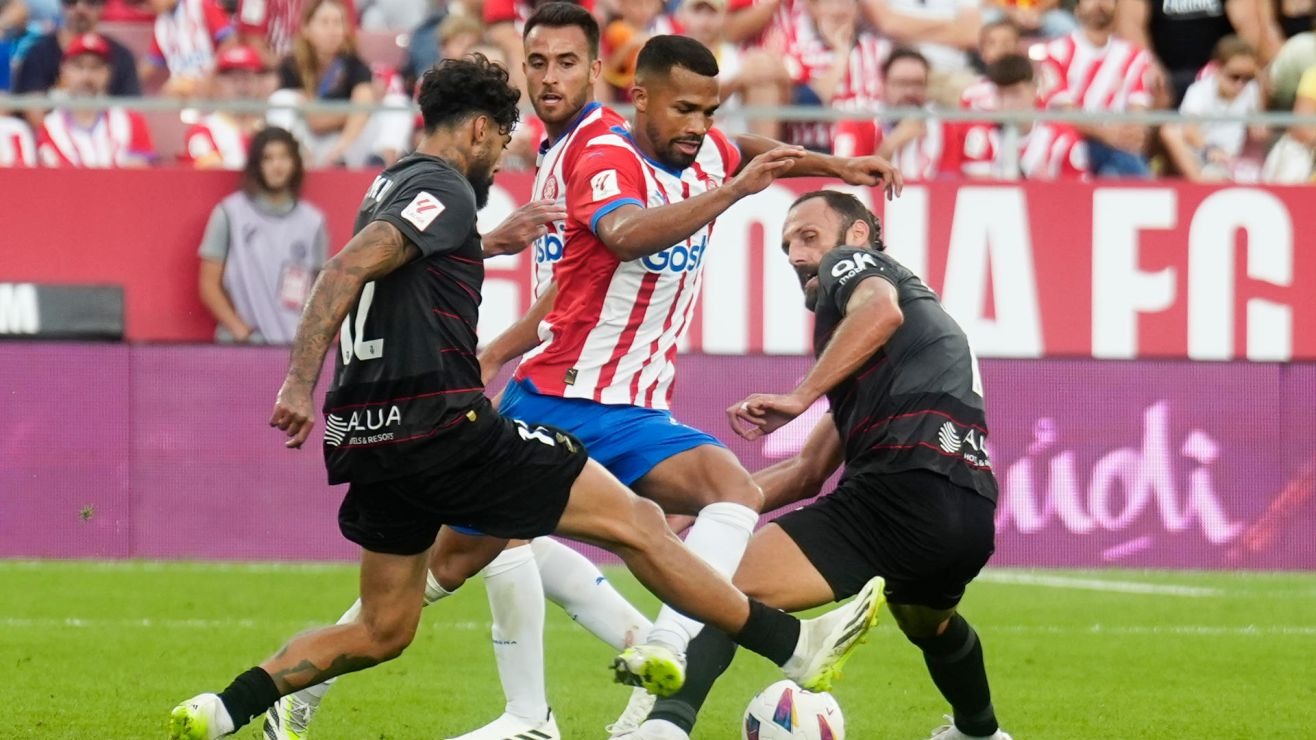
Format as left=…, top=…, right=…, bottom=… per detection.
left=2, top=170, right=1313, bottom=359
left=1, top=343, right=1313, bottom=569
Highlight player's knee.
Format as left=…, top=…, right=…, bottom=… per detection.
left=365, top=617, right=419, bottom=662
left=428, top=559, right=471, bottom=592
left=890, top=602, right=954, bottom=641
left=621, top=496, right=670, bottom=552
left=711, top=475, right=764, bottom=512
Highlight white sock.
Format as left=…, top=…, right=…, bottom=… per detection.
left=637, top=718, right=691, bottom=739
left=531, top=537, right=652, bottom=650
left=297, top=570, right=455, bottom=706
left=646, top=501, right=759, bottom=653
left=484, top=544, right=549, bottom=722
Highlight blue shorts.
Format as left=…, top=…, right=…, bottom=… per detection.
left=499, top=378, right=724, bottom=485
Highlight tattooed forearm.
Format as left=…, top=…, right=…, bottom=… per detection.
left=284, top=221, right=420, bottom=391
left=267, top=654, right=382, bottom=694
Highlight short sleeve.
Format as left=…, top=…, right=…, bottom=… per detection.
left=1297, top=67, right=1316, bottom=102
left=198, top=204, right=231, bottom=260
left=567, top=144, right=647, bottom=235
left=708, top=127, right=742, bottom=174
left=816, top=248, right=898, bottom=317
left=344, top=54, right=373, bottom=90
left=203, top=0, right=235, bottom=43
left=373, top=171, right=478, bottom=257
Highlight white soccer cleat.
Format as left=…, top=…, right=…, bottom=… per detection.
left=262, top=693, right=315, bottom=740
left=167, top=693, right=234, bottom=740
left=611, top=644, right=687, bottom=697
left=445, top=709, right=560, bottom=740
left=782, top=575, right=885, bottom=692
left=928, top=716, right=1014, bottom=740
left=606, top=686, right=658, bottom=736
left=611, top=719, right=691, bottom=739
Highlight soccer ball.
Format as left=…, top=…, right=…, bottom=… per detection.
left=742, top=680, right=845, bottom=740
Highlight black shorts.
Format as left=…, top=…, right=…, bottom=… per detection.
left=338, top=400, right=588, bottom=555
left=774, top=468, right=996, bottom=610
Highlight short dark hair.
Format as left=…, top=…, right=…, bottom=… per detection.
left=523, top=2, right=600, bottom=60
left=986, top=53, right=1034, bottom=87
left=635, top=35, right=719, bottom=81
left=881, top=46, right=929, bottom=79
left=417, top=53, right=521, bottom=135
left=791, top=191, right=885, bottom=252
left=1212, top=34, right=1256, bottom=64
left=243, top=126, right=304, bottom=197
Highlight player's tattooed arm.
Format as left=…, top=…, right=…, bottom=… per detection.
left=734, top=133, right=904, bottom=199
left=270, top=221, right=420, bottom=449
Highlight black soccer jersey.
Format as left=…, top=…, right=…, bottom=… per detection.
left=323, top=155, right=486, bottom=485
left=813, top=247, right=997, bottom=501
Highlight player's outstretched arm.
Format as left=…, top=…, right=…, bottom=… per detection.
left=270, top=221, right=420, bottom=449
left=748, top=411, right=845, bottom=513
left=478, top=281, right=558, bottom=385
left=481, top=198, right=566, bottom=258
left=595, top=147, right=805, bottom=261
left=730, top=276, right=901, bottom=440
left=734, top=133, right=904, bottom=199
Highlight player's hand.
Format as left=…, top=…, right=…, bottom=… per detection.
left=837, top=154, right=904, bottom=200
left=270, top=382, right=316, bottom=449
left=483, top=199, right=566, bottom=257
left=729, top=147, right=806, bottom=199
left=727, top=392, right=812, bottom=441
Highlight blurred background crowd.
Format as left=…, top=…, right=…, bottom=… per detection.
left=2, top=0, right=1315, bottom=181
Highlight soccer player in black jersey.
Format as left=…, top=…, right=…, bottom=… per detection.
left=166, top=59, right=884, bottom=740
left=627, top=190, right=1010, bottom=740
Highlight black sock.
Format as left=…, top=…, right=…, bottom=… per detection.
left=216, top=666, right=281, bottom=731
left=907, top=614, right=998, bottom=737
left=649, top=628, right=740, bottom=733
left=732, top=599, right=800, bottom=667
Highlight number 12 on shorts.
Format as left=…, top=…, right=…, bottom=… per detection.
left=341, top=281, right=384, bottom=364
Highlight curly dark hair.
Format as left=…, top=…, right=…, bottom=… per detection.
left=417, top=53, right=521, bottom=136
left=790, top=190, right=886, bottom=252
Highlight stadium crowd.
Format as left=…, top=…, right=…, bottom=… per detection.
left=1, top=0, right=1315, bottom=180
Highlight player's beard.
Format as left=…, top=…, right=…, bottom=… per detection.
left=647, top=119, right=702, bottom=170
left=468, top=170, right=494, bottom=209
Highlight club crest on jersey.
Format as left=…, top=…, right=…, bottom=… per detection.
left=401, top=191, right=444, bottom=231
left=541, top=175, right=559, bottom=200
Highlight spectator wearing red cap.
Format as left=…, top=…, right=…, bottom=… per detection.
left=183, top=45, right=269, bottom=168
left=37, top=33, right=156, bottom=167
left=140, top=0, right=236, bottom=97
left=13, top=0, right=141, bottom=128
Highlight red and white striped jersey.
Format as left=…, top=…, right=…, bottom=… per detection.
left=37, top=109, right=156, bottom=168
left=947, top=120, right=1089, bottom=180
left=529, top=103, right=628, bottom=300
left=1035, top=32, right=1153, bottom=111
left=0, top=117, right=37, bottom=168
left=515, top=126, right=742, bottom=409
left=181, top=113, right=250, bottom=168
left=833, top=113, right=949, bottom=181
left=149, top=0, right=233, bottom=80
left=727, top=0, right=806, bottom=53
left=959, top=75, right=998, bottom=111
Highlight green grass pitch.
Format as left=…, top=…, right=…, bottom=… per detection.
left=1, top=561, right=1312, bottom=738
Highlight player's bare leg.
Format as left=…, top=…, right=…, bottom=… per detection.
left=263, top=530, right=503, bottom=739
left=172, top=548, right=460, bottom=739
left=554, top=460, right=882, bottom=698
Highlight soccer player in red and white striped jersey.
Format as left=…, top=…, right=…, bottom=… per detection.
left=0, top=117, right=37, bottom=168
left=1032, top=0, right=1152, bottom=176
left=37, top=34, right=156, bottom=168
